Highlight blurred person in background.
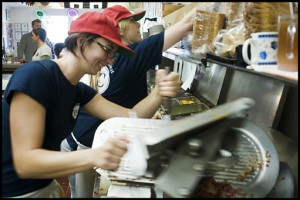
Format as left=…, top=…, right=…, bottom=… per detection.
left=17, top=19, right=41, bottom=63
left=54, top=43, right=65, bottom=58
left=61, top=5, right=196, bottom=198
left=17, top=19, right=54, bottom=63
left=31, top=28, right=52, bottom=61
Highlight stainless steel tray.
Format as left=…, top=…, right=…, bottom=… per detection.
left=167, top=96, right=209, bottom=116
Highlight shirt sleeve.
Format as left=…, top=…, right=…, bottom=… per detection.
left=6, top=63, right=52, bottom=108
left=39, top=45, right=52, bottom=58
left=77, top=82, right=98, bottom=107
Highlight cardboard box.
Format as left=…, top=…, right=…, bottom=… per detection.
left=163, top=3, right=198, bottom=28
left=163, top=3, right=185, bottom=17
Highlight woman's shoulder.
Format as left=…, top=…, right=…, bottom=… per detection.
left=41, top=43, right=52, bottom=50
left=19, top=60, right=55, bottom=71
left=9, top=61, right=57, bottom=90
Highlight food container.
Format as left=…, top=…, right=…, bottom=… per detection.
left=160, top=96, right=209, bottom=118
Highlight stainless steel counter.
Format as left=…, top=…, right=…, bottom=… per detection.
left=2, top=63, right=22, bottom=96
left=2, top=62, right=22, bottom=73
left=164, top=47, right=298, bottom=87
left=2, top=62, right=22, bottom=67
left=162, top=48, right=298, bottom=197
left=2, top=74, right=12, bottom=90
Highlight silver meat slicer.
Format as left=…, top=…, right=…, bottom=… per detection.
left=92, top=97, right=280, bottom=198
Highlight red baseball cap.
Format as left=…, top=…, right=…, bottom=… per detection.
left=102, top=5, right=146, bottom=27
left=69, top=12, right=134, bottom=57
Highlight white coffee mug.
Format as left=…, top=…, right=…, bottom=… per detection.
left=242, top=32, right=278, bottom=66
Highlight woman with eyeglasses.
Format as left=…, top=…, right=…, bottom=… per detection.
left=2, top=12, right=181, bottom=198
left=60, top=5, right=196, bottom=198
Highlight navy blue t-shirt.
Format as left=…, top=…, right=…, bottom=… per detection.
left=2, top=59, right=97, bottom=197
left=67, top=32, right=165, bottom=148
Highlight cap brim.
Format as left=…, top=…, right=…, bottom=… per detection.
left=101, top=35, right=135, bottom=58
left=132, top=10, right=146, bottom=21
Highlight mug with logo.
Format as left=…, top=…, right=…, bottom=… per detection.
left=242, top=32, right=278, bottom=66
left=277, top=14, right=298, bottom=71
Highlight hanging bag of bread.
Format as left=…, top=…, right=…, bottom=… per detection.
left=213, top=3, right=292, bottom=59
left=243, top=2, right=284, bottom=39
left=213, top=3, right=246, bottom=58
left=191, top=3, right=225, bottom=56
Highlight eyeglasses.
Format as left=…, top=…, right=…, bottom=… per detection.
left=93, top=39, right=116, bottom=60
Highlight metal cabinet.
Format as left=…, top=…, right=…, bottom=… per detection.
left=162, top=48, right=298, bottom=197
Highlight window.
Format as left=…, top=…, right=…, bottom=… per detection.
left=43, top=16, right=68, bottom=44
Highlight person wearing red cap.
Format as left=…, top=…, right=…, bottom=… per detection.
left=61, top=5, right=197, bottom=198
left=2, top=11, right=181, bottom=198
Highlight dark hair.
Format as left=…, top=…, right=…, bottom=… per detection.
left=32, top=19, right=42, bottom=27
left=64, top=33, right=99, bottom=59
left=54, top=43, right=65, bottom=58
left=33, top=28, right=47, bottom=42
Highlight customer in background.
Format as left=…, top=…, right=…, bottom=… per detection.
left=2, top=11, right=181, bottom=198
left=61, top=5, right=196, bottom=198
left=17, top=19, right=54, bottom=63
left=31, top=28, right=52, bottom=61
left=17, top=19, right=41, bottom=63
left=46, top=38, right=55, bottom=59
left=53, top=43, right=65, bottom=58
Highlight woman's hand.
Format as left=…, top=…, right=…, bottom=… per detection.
left=93, top=135, right=129, bottom=170
left=155, top=69, right=181, bottom=98
left=18, top=58, right=27, bottom=63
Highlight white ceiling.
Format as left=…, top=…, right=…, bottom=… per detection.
left=3, top=2, right=65, bottom=9
left=3, top=2, right=27, bottom=8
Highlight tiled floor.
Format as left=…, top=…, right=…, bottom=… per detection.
left=56, top=177, right=71, bottom=198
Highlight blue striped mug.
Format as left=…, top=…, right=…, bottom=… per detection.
left=242, top=32, right=278, bottom=66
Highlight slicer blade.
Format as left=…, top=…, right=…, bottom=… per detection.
left=154, top=118, right=235, bottom=198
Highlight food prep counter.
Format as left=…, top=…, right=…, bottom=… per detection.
left=91, top=98, right=295, bottom=198
left=2, top=62, right=22, bottom=72
left=2, top=62, right=22, bottom=98
left=91, top=47, right=297, bottom=198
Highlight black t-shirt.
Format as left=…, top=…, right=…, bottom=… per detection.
left=2, top=60, right=97, bottom=197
